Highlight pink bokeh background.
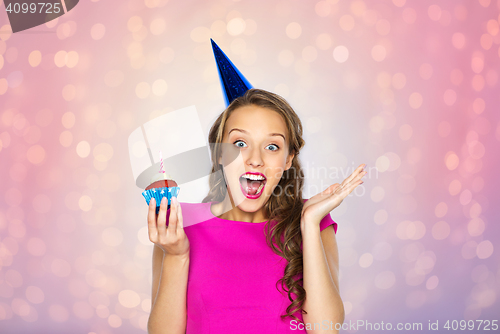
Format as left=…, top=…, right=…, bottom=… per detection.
left=1, top=0, right=499, bottom=333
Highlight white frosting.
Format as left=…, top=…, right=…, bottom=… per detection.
left=150, top=172, right=173, bottom=184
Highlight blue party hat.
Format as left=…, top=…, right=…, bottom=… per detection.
left=211, top=39, right=253, bottom=106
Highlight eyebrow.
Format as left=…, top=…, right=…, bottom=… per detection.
left=228, top=128, right=285, bottom=141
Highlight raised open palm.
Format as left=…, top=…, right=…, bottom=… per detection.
left=302, top=163, right=367, bottom=224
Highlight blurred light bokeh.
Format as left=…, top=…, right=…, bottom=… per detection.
left=0, top=0, right=499, bottom=333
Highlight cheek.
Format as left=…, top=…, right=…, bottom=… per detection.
left=221, top=159, right=243, bottom=186
left=265, top=168, right=285, bottom=184
left=221, top=149, right=244, bottom=170
left=266, top=155, right=288, bottom=174
left=220, top=143, right=242, bottom=165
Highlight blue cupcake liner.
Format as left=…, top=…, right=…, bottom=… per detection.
left=142, top=187, right=180, bottom=213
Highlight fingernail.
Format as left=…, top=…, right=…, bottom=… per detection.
left=161, top=197, right=167, bottom=205
left=151, top=198, right=156, bottom=204
left=171, top=196, right=177, bottom=205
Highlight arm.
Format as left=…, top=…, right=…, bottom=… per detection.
left=147, top=197, right=190, bottom=334
left=299, top=163, right=366, bottom=332
left=301, top=222, right=344, bottom=333
left=148, top=247, right=189, bottom=334
left=151, top=244, right=163, bottom=308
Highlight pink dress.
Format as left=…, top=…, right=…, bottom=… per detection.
left=166, top=201, right=338, bottom=334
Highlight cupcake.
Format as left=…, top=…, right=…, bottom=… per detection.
left=146, top=172, right=178, bottom=191
left=142, top=151, right=180, bottom=213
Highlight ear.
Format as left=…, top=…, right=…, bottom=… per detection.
left=285, top=153, right=295, bottom=171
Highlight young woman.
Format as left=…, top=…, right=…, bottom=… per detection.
left=147, top=89, right=367, bottom=334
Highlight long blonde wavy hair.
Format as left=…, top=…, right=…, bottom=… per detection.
left=202, top=88, right=307, bottom=322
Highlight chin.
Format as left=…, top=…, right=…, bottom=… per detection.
left=236, top=201, right=262, bottom=213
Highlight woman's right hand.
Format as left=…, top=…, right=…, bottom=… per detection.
left=147, top=196, right=190, bottom=257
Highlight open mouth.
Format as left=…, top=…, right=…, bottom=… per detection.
left=239, top=172, right=267, bottom=199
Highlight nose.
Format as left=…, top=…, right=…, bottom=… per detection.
left=245, top=147, right=263, bottom=168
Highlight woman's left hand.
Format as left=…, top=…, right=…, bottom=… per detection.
left=301, top=163, right=367, bottom=225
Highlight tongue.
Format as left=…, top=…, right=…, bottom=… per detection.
left=240, top=178, right=262, bottom=195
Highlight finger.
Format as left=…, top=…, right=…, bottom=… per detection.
left=321, top=183, right=341, bottom=196
left=147, top=198, right=158, bottom=241
left=157, top=197, right=168, bottom=236
left=347, top=179, right=364, bottom=194
left=341, top=164, right=366, bottom=187
left=175, top=198, right=184, bottom=230
left=338, top=178, right=364, bottom=195
left=167, top=197, right=178, bottom=232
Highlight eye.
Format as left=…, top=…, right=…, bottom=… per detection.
left=234, top=140, right=247, bottom=148
left=266, top=144, right=279, bottom=151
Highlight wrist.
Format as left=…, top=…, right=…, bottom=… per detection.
left=300, top=217, right=321, bottom=233
left=163, top=251, right=190, bottom=262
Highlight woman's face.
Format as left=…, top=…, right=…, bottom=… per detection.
left=219, top=104, right=294, bottom=213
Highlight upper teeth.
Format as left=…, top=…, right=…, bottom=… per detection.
left=242, top=174, right=265, bottom=181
